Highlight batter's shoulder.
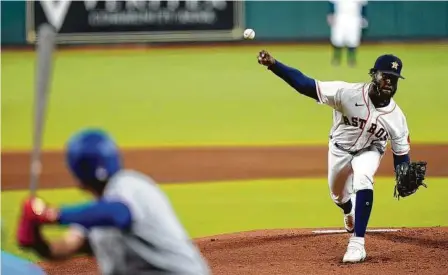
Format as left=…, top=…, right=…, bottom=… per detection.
left=105, top=170, right=158, bottom=194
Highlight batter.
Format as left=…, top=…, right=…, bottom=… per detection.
left=17, top=129, right=211, bottom=275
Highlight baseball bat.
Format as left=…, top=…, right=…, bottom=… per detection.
left=29, top=24, right=57, bottom=195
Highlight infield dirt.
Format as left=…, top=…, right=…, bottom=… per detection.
left=2, top=144, right=447, bottom=275
left=2, top=144, right=447, bottom=189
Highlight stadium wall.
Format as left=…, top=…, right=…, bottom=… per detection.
left=2, top=1, right=448, bottom=46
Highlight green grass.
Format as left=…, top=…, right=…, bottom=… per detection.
left=2, top=44, right=448, bottom=150
left=2, top=177, right=447, bottom=261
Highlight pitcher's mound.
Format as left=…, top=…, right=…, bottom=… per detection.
left=39, top=227, right=448, bottom=275
left=196, top=227, right=448, bottom=275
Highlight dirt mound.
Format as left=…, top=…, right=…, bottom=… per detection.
left=39, top=256, right=99, bottom=275
left=197, top=227, right=448, bottom=275
left=39, top=227, right=448, bottom=275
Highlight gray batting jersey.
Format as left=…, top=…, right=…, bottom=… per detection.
left=85, top=170, right=211, bottom=275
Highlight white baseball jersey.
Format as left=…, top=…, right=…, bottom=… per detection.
left=315, top=80, right=410, bottom=204
left=81, top=170, right=211, bottom=275
left=329, top=0, right=367, bottom=47
left=330, top=0, right=367, bottom=20
left=316, top=81, right=410, bottom=156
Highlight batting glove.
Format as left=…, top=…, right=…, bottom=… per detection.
left=21, top=197, right=59, bottom=224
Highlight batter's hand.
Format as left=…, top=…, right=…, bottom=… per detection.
left=21, top=197, right=59, bottom=224
left=17, top=199, right=54, bottom=258
left=257, top=50, right=275, bottom=67
left=17, top=197, right=59, bottom=247
left=17, top=209, right=38, bottom=247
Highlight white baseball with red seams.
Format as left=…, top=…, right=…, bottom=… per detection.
left=243, top=29, right=255, bottom=40
left=315, top=80, right=410, bottom=204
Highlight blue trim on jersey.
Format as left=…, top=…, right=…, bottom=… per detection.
left=269, top=61, right=318, bottom=100
left=361, top=5, right=367, bottom=17
left=393, top=153, right=410, bottom=170
left=59, top=200, right=132, bottom=230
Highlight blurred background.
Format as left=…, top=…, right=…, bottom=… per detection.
left=1, top=0, right=447, bottom=263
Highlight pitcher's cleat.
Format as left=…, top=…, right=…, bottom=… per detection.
left=343, top=236, right=366, bottom=263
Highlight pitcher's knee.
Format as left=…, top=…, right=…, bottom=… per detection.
left=330, top=192, right=350, bottom=205
left=353, top=173, right=374, bottom=191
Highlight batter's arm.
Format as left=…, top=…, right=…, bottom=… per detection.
left=26, top=225, right=93, bottom=260
left=30, top=199, right=133, bottom=230
left=17, top=197, right=132, bottom=253
left=58, top=200, right=133, bottom=230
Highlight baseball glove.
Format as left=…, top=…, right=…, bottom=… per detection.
left=394, top=161, right=428, bottom=199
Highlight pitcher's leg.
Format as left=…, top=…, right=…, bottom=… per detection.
left=352, top=150, right=381, bottom=237
left=327, top=145, right=354, bottom=231
left=339, top=174, right=355, bottom=232
left=327, top=146, right=353, bottom=206
left=343, top=150, right=382, bottom=263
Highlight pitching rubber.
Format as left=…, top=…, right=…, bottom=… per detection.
left=312, top=228, right=401, bottom=234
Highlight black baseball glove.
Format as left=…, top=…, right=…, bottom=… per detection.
left=394, top=161, right=428, bottom=199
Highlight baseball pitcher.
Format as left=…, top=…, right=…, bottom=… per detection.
left=257, top=50, right=428, bottom=263
left=327, top=0, right=368, bottom=67
left=17, top=129, right=211, bottom=275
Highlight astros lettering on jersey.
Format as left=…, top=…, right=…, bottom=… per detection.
left=316, top=80, right=410, bottom=155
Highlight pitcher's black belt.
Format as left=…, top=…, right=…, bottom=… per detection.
left=334, top=142, right=384, bottom=156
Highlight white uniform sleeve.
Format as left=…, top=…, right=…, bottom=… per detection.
left=315, top=80, right=353, bottom=110
left=389, top=113, right=410, bottom=155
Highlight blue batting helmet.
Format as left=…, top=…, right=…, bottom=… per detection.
left=66, top=128, right=122, bottom=185
left=371, top=54, right=405, bottom=79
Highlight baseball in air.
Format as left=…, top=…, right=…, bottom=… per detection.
left=243, top=29, right=255, bottom=40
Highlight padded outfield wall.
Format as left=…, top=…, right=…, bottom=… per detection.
left=2, top=1, right=448, bottom=45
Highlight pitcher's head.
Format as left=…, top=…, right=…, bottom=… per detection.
left=369, top=54, right=405, bottom=106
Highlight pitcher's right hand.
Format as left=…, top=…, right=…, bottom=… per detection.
left=257, top=50, right=276, bottom=67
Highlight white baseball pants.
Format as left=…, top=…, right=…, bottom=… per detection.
left=327, top=142, right=382, bottom=204
left=330, top=16, right=363, bottom=48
